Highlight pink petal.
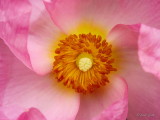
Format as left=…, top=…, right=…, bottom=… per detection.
left=120, top=52, right=160, bottom=120
left=75, top=77, right=128, bottom=120
left=107, top=24, right=140, bottom=50
left=0, top=109, right=8, bottom=120
left=138, top=24, right=160, bottom=79
left=0, top=40, right=80, bottom=120
left=108, top=24, right=160, bottom=120
left=0, top=39, right=9, bottom=105
left=0, top=0, right=32, bottom=69
left=0, top=0, right=63, bottom=75
left=27, top=0, right=63, bottom=75
left=0, top=106, right=24, bottom=120
left=28, top=0, right=46, bottom=23
left=93, top=98, right=128, bottom=120
left=0, top=39, right=24, bottom=119
left=18, top=108, right=46, bottom=120
left=43, top=0, right=160, bottom=33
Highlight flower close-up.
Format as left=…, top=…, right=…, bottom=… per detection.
left=0, top=0, right=160, bottom=120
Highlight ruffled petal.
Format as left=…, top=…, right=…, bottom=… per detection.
left=0, top=40, right=80, bottom=120
left=0, top=0, right=32, bottom=69
left=75, top=77, right=128, bottom=120
left=108, top=24, right=160, bottom=120
left=18, top=108, right=46, bottom=120
left=138, top=24, right=160, bottom=79
left=43, top=0, right=160, bottom=33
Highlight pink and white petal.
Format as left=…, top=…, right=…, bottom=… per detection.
left=27, top=9, right=62, bottom=75
left=43, top=0, right=160, bottom=33
left=138, top=25, right=160, bottom=79
left=27, top=0, right=64, bottom=75
left=18, top=108, right=46, bottom=120
left=0, top=40, right=80, bottom=120
left=0, top=0, right=32, bottom=69
left=107, top=24, right=160, bottom=119
left=75, top=77, right=128, bottom=120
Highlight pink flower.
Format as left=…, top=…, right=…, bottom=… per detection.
left=0, top=0, right=160, bottom=120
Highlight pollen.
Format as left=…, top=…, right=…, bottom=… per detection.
left=53, top=33, right=116, bottom=94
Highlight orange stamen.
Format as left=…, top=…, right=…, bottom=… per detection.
left=53, top=33, right=116, bottom=94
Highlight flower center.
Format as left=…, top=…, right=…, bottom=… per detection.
left=76, top=53, right=93, bottom=72
left=53, top=33, right=116, bottom=94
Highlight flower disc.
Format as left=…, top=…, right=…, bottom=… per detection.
left=53, top=33, right=116, bottom=94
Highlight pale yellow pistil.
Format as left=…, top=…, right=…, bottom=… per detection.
left=76, top=53, right=93, bottom=72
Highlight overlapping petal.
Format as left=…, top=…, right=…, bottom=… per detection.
left=93, top=98, right=128, bottom=120
left=0, top=0, right=63, bottom=75
left=18, top=108, right=46, bottom=120
left=138, top=25, right=160, bottom=79
left=75, top=77, right=128, bottom=120
left=121, top=52, right=160, bottom=120
left=0, top=39, right=10, bottom=106
left=28, top=10, right=62, bottom=75
left=108, top=24, right=160, bottom=120
left=0, top=39, right=80, bottom=120
left=27, top=0, right=63, bottom=75
left=0, top=0, right=32, bottom=69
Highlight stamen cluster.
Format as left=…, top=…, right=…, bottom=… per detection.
left=53, top=33, right=116, bottom=94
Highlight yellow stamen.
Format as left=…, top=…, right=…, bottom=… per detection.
left=53, top=33, right=116, bottom=94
